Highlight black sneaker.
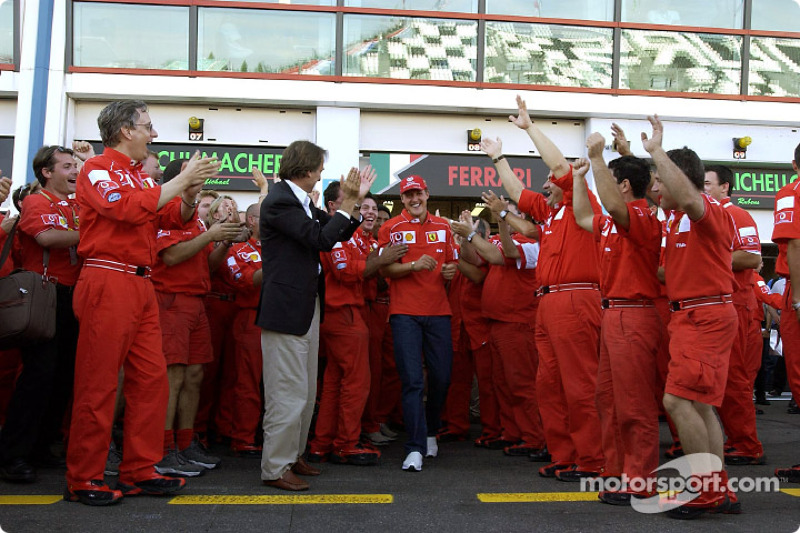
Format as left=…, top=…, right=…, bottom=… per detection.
left=117, top=474, right=186, bottom=496
left=0, top=459, right=36, bottom=483
left=64, top=480, right=123, bottom=506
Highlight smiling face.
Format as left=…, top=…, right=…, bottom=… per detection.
left=542, top=177, right=564, bottom=208
left=360, top=197, right=379, bottom=232
left=400, top=188, right=429, bottom=220
left=704, top=170, right=728, bottom=202
left=125, top=110, right=158, bottom=163
left=43, top=151, right=79, bottom=199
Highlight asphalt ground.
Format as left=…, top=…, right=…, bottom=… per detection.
left=1, top=396, right=799, bottom=533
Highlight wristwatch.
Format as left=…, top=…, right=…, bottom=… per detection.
left=467, top=231, right=477, bottom=243
left=792, top=301, right=800, bottom=311
left=499, top=209, right=509, bottom=220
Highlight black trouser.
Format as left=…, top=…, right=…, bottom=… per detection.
left=0, top=284, right=78, bottom=463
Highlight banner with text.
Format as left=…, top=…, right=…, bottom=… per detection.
left=729, top=166, right=798, bottom=210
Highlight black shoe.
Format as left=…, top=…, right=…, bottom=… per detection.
left=0, top=458, right=36, bottom=483
left=117, top=474, right=186, bottom=496
left=754, top=396, right=771, bottom=406
left=528, top=448, right=552, bottom=462
left=555, top=465, right=601, bottom=482
left=788, top=401, right=800, bottom=414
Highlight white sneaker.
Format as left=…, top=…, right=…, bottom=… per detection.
left=426, top=437, right=439, bottom=458
left=402, top=451, right=423, bottom=472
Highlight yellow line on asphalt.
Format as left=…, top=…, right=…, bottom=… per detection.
left=0, top=496, right=62, bottom=505
left=781, top=488, right=800, bottom=497
left=169, top=494, right=393, bottom=505
left=478, top=492, right=599, bottom=503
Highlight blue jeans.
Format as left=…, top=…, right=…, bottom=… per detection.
left=390, top=314, right=453, bottom=455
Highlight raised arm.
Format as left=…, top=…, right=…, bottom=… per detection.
left=510, top=95, right=571, bottom=178
left=587, top=132, right=630, bottom=229
left=641, top=115, right=705, bottom=220
left=480, top=136, right=523, bottom=203
left=571, top=158, right=594, bottom=233
left=451, top=210, right=504, bottom=265
left=480, top=190, right=540, bottom=239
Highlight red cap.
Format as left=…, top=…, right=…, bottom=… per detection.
left=400, top=175, right=427, bottom=194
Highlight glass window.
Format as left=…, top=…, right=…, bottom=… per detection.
left=345, top=1, right=477, bottom=13
left=343, top=15, right=477, bottom=81
left=621, top=0, right=744, bottom=29
left=484, top=22, right=612, bottom=87
left=72, top=3, right=189, bottom=69
left=620, top=30, right=742, bottom=94
left=211, top=0, right=334, bottom=4
left=486, top=0, right=613, bottom=22
left=198, top=8, right=336, bottom=74
left=749, top=37, right=800, bottom=98
left=0, top=0, right=12, bottom=64
left=751, top=0, right=800, bottom=33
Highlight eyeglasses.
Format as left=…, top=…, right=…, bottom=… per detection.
left=133, top=122, right=154, bottom=132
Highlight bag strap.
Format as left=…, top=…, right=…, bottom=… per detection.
left=0, top=216, right=20, bottom=272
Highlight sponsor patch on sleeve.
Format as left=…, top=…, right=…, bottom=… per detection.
left=739, top=226, right=757, bottom=237
left=776, top=196, right=795, bottom=212
left=88, top=170, right=111, bottom=185
left=107, top=192, right=122, bottom=203
left=776, top=211, right=794, bottom=225
left=41, top=214, right=68, bottom=229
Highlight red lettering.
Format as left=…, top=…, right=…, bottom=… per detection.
left=471, top=166, right=482, bottom=187
left=513, top=168, right=525, bottom=184
left=525, top=168, right=532, bottom=188
left=448, top=166, right=458, bottom=187
left=485, top=166, right=499, bottom=187
left=460, top=166, right=469, bottom=187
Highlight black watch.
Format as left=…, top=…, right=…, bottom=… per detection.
left=499, top=209, right=509, bottom=220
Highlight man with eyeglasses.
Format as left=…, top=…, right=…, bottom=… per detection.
left=64, top=100, right=219, bottom=506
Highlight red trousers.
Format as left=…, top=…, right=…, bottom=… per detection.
left=535, top=290, right=603, bottom=470
left=780, top=287, right=800, bottom=402
left=490, top=320, right=544, bottom=446
left=67, top=268, right=168, bottom=484
left=312, top=305, right=370, bottom=451
left=596, top=307, right=662, bottom=479
left=196, top=297, right=238, bottom=437
left=361, top=300, right=389, bottom=434
left=443, top=324, right=474, bottom=435
left=230, top=308, right=263, bottom=445
left=718, top=303, right=764, bottom=456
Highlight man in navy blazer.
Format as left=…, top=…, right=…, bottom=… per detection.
left=256, top=140, right=372, bottom=491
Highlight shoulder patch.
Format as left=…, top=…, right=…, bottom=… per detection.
left=88, top=170, right=111, bottom=185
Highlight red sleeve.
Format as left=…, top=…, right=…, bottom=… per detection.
left=322, top=241, right=366, bottom=282
left=773, top=186, right=800, bottom=244
left=517, top=189, right=552, bottom=223
left=18, top=194, right=71, bottom=238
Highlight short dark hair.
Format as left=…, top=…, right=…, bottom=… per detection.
left=377, top=204, right=391, bottom=216
left=475, top=218, right=489, bottom=238
left=13, top=183, right=37, bottom=212
left=323, top=181, right=341, bottom=210
left=705, top=164, right=734, bottom=193
left=666, top=147, right=705, bottom=190
left=162, top=159, right=187, bottom=184
left=97, top=100, right=148, bottom=147
left=608, top=156, right=651, bottom=199
left=279, top=140, right=326, bottom=181
left=794, top=142, right=800, bottom=167
left=32, top=145, right=74, bottom=186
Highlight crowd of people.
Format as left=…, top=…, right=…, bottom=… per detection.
left=0, top=97, right=798, bottom=520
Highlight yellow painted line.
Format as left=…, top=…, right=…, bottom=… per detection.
left=781, top=488, right=800, bottom=497
left=0, top=496, right=62, bottom=505
left=169, top=494, right=393, bottom=505
left=478, top=492, right=599, bottom=503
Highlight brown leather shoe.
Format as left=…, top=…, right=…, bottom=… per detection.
left=292, top=457, right=321, bottom=476
left=262, top=470, right=309, bottom=491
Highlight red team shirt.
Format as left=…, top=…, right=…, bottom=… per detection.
left=516, top=168, right=601, bottom=287
left=772, top=180, right=800, bottom=277
left=18, top=192, right=83, bottom=286
left=722, top=198, right=761, bottom=296
left=480, top=233, right=540, bottom=325
left=150, top=216, right=214, bottom=296
left=0, top=214, right=14, bottom=277
left=76, top=148, right=183, bottom=267
left=591, top=199, right=661, bottom=300
left=224, top=238, right=262, bottom=309
left=321, top=229, right=369, bottom=308
left=377, top=209, right=456, bottom=316
left=663, top=194, right=735, bottom=301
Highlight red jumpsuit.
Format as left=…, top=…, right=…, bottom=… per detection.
left=518, top=168, right=604, bottom=471
left=222, top=238, right=263, bottom=448
left=591, top=200, right=662, bottom=480
left=716, top=199, right=764, bottom=458
left=67, top=147, right=184, bottom=486
left=481, top=233, right=543, bottom=449
left=311, top=231, right=371, bottom=454
left=772, top=180, right=800, bottom=403
left=663, top=195, right=737, bottom=408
